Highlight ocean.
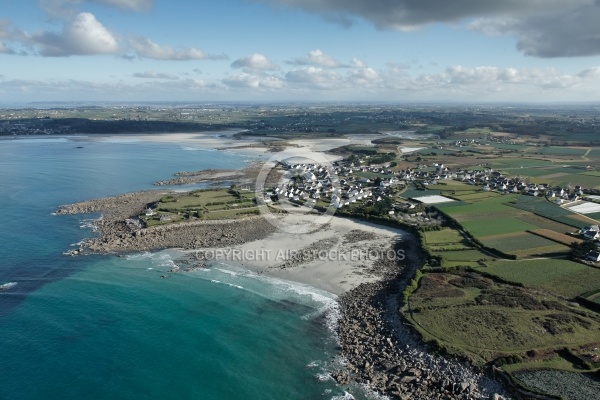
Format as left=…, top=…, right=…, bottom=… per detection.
left=0, top=135, right=361, bottom=400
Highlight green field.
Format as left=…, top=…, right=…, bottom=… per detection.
left=437, top=194, right=520, bottom=217
left=550, top=173, right=600, bottom=189
left=507, top=197, right=593, bottom=228
left=479, top=232, right=568, bottom=256
left=442, top=250, right=491, bottom=262
left=581, top=170, right=600, bottom=177
left=423, top=228, right=465, bottom=245
left=489, top=158, right=554, bottom=169
left=141, top=188, right=258, bottom=226
left=538, top=147, right=589, bottom=156
left=516, top=214, right=575, bottom=233
left=408, top=272, right=600, bottom=364
left=422, top=227, right=492, bottom=267
left=477, top=259, right=600, bottom=298
left=434, top=193, right=584, bottom=257
left=461, top=217, right=537, bottom=237
left=489, top=143, right=533, bottom=151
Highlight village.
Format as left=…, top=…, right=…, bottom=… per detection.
left=263, top=155, right=599, bottom=229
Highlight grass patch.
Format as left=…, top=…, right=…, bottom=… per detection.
left=479, top=232, right=562, bottom=254
left=580, top=170, right=600, bottom=177
left=438, top=196, right=521, bottom=218
left=423, top=228, right=465, bottom=244
left=461, top=217, right=537, bottom=237
left=203, top=208, right=259, bottom=219
left=476, top=259, right=600, bottom=298
left=516, top=214, right=576, bottom=234
left=408, top=271, right=600, bottom=366
left=442, top=250, right=491, bottom=261
left=538, top=147, right=589, bottom=156
left=409, top=272, right=600, bottom=361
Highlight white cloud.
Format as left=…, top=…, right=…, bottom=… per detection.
left=350, top=57, right=368, bottom=68
left=287, top=49, right=343, bottom=68
left=129, top=37, right=227, bottom=61
left=132, top=71, right=179, bottom=80
left=0, top=64, right=600, bottom=101
left=231, top=53, right=279, bottom=71
left=285, top=66, right=342, bottom=89
left=444, top=65, right=499, bottom=84
left=577, top=67, right=600, bottom=78
left=29, top=12, right=119, bottom=56
left=0, top=78, right=220, bottom=101
left=222, top=72, right=284, bottom=89
left=347, top=67, right=379, bottom=86
left=405, top=65, right=592, bottom=91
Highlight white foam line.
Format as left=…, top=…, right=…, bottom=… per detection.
left=0, top=282, right=18, bottom=290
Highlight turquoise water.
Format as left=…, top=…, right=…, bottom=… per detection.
left=0, top=136, right=352, bottom=400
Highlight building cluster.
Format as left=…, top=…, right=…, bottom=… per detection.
left=263, top=161, right=402, bottom=210
left=0, top=120, right=68, bottom=135
left=395, top=161, right=588, bottom=202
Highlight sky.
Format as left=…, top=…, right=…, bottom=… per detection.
left=1, top=0, right=600, bottom=103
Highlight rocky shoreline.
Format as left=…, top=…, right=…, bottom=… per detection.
left=333, top=235, right=512, bottom=400
left=56, top=191, right=513, bottom=399
left=54, top=190, right=277, bottom=254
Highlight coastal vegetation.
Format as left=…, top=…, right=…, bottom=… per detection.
left=141, top=188, right=258, bottom=226
left=46, top=102, right=600, bottom=399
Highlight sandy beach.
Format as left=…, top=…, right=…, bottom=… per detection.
left=190, top=214, right=406, bottom=296
left=78, top=131, right=387, bottom=160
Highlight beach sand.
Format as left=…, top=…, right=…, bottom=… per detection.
left=192, top=214, right=406, bottom=296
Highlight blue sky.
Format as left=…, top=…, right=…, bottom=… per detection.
left=1, top=0, right=600, bottom=102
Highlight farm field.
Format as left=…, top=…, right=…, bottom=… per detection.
left=437, top=193, right=521, bottom=217
left=528, top=229, right=583, bottom=246
left=422, top=228, right=491, bottom=266
left=508, top=197, right=597, bottom=228
left=476, top=259, right=600, bottom=299
left=537, top=146, right=590, bottom=156
left=461, top=217, right=537, bottom=237
left=442, top=250, right=491, bottom=262
left=488, top=143, right=534, bottom=151
left=478, top=232, right=569, bottom=257
left=432, top=193, right=594, bottom=257
left=423, top=228, right=465, bottom=245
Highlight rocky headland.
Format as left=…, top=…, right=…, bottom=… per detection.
left=54, top=190, right=277, bottom=254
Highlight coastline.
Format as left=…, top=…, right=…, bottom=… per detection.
left=189, top=214, right=405, bottom=296
left=55, top=189, right=405, bottom=296
left=56, top=190, right=511, bottom=400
